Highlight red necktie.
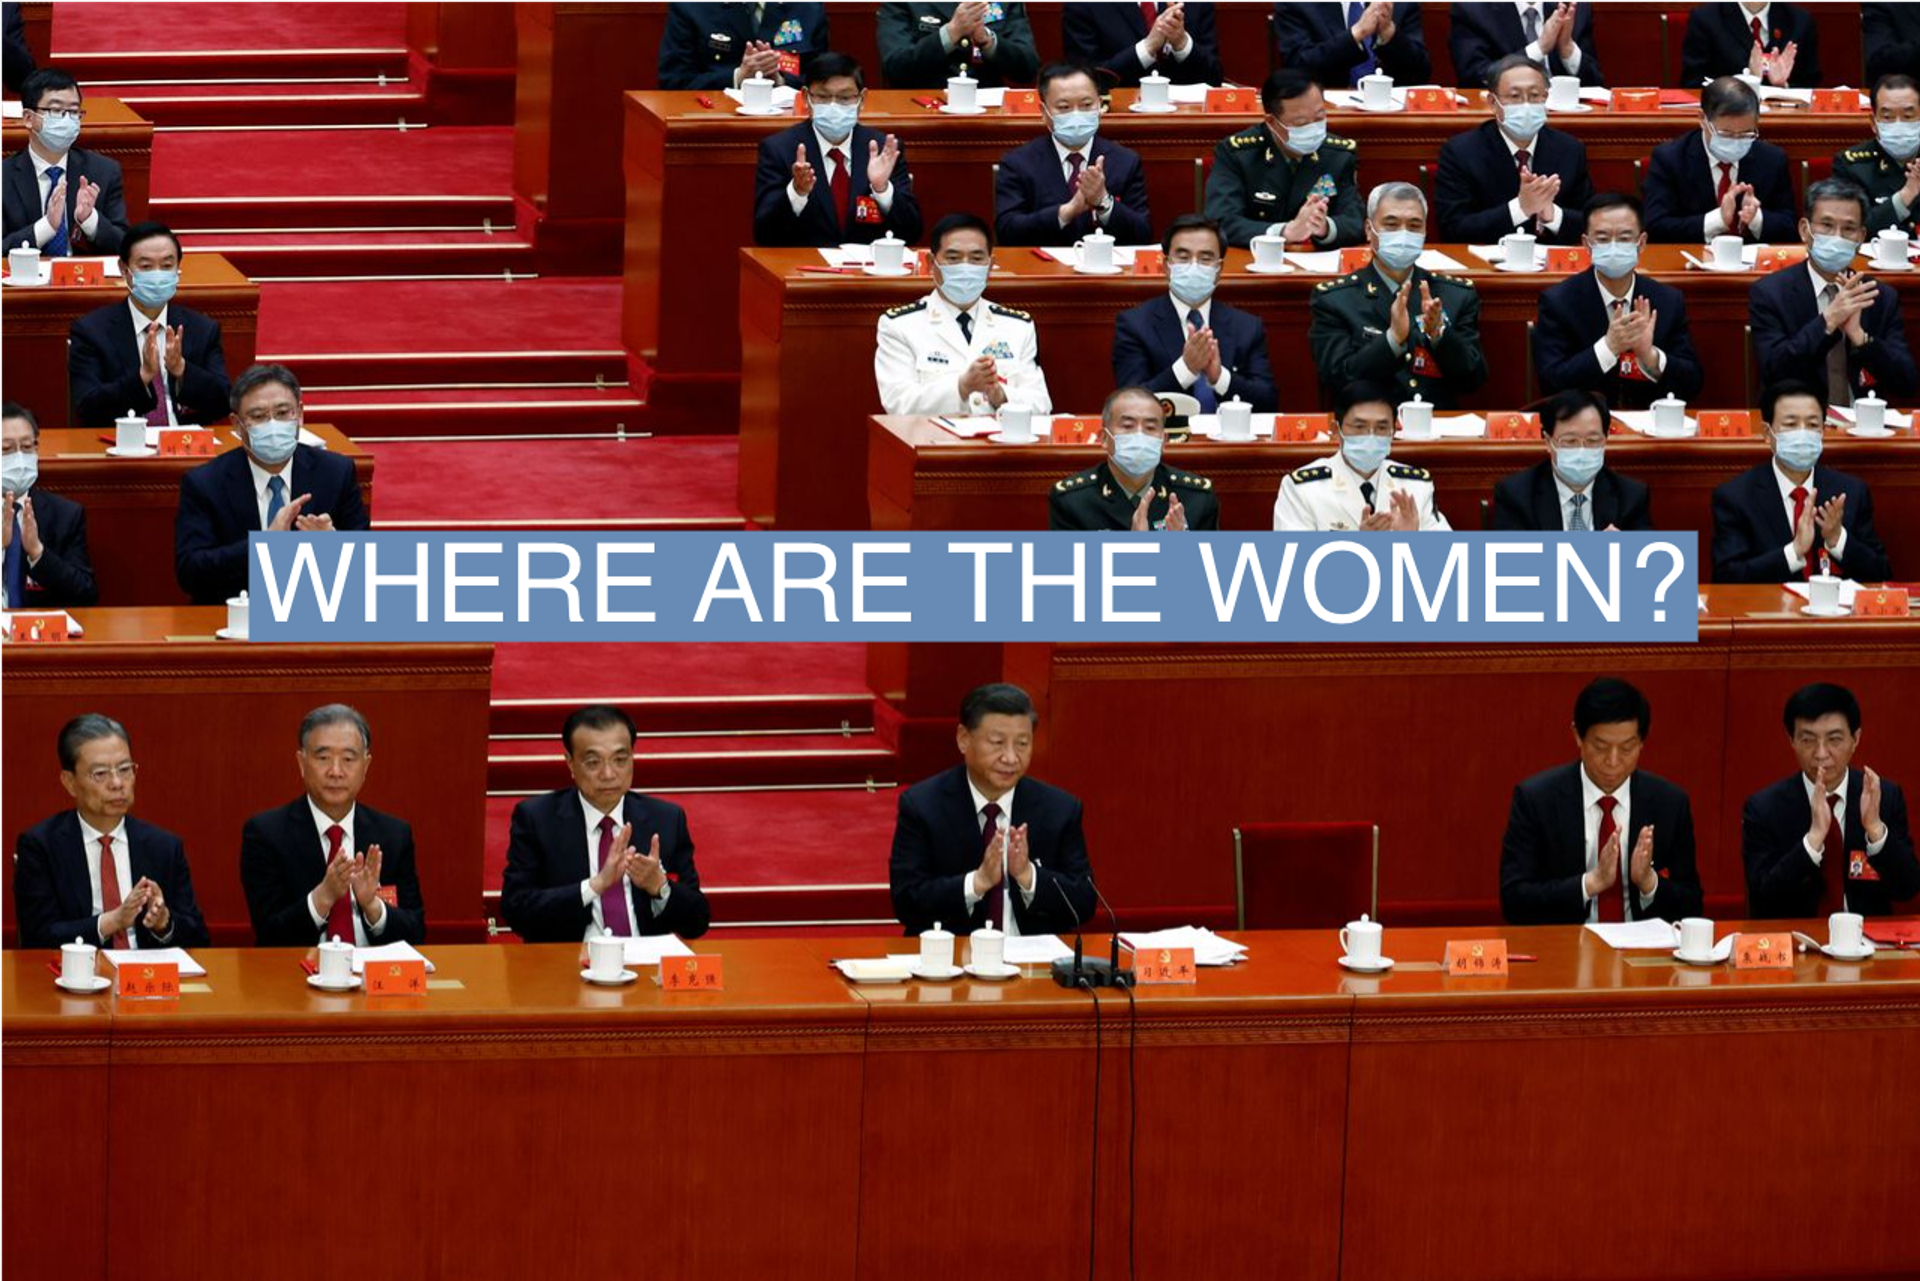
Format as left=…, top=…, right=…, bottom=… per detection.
left=828, top=147, right=849, bottom=232
left=145, top=323, right=171, bottom=426
left=324, top=823, right=355, bottom=944
left=99, top=832, right=129, bottom=948
left=1715, top=164, right=1731, bottom=203
left=1140, top=2, right=1158, bottom=31
left=1596, top=796, right=1624, bottom=922
left=1750, top=15, right=1764, bottom=49
left=980, top=801, right=1004, bottom=928
left=598, top=815, right=634, bottom=936
left=1790, top=484, right=1813, bottom=580
left=1819, top=793, right=1847, bottom=913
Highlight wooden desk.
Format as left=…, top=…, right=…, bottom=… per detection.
left=629, top=88, right=1869, bottom=428
left=33, top=422, right=372, bottom=606
left=740, top=244, right=1919, bottom=529
left=866, top=414, right=1920, bottom=578
left=0, top=609, right=492, bottom=946
left=1, top=97, right=154, bottom=221
left=0, top=253, right=258, bottom=428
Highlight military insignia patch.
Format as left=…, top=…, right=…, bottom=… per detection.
left=1311, top=174, right=1337, bottom=199
left=773, top=18, right=803, bottom=45
left=983, top=341, right=1014, bottom=359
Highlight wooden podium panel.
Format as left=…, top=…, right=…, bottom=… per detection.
left=742, top=243, right=1919, bottom=529
left=32, top=422, right=371, bottom=606
left=0, top=253, right=258, bottom=429
left=0, top=97, right=154, bottom=220
left=0, top=610, right=492, bottom=945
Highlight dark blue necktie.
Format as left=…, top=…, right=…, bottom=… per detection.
left=1347, top=1, right=1378, bottom=83
left=266, top=475, right=286, bottom=527
left=44, top=164, right=68, bottom=257
left=956, top=310, right=972, bottom=344
left=4, top=510, right=24, bottom=604
left=1188, top=309, right=1219, bottom=412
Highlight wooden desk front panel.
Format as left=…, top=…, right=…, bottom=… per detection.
left=0, top=97, right=154, bottom=220
left=1, top=614, right=493, bottom=945
left=34, top=422, right=371, bottom=607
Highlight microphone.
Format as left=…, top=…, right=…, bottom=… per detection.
left=1088, top=875, right=1134, bottom=989
left=1051, top=875, right=1133, bottom=989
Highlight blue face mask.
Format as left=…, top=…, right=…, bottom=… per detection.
left=1048, top=109, right=1100, bottom=150
left=1809, top=233, right=1861, bottom=275
left=1552, top=444, right=1606, bottom=490
left=34, top=111, right=80, bottom=153
left=937, top=261, right=989, bottom=308
left=1373, top=229, right=1424, bottom=271
left=247, top=419, right=299, bottom=467
left=1879, top=120, right=1920, bottom=162
left=1283, top=120, right=1327, bottom=155
left=1589, top=241, right=1640, bottom=280
left=1341, top=434, right=1392, bottom=476
left=129, top=268, right=179, bottom=309
left=1773, top=427, right=1824, bottom=473
left=2, top=451, right=38, bottom=496
left=1499, top=101, right=1547, bottom=143
left=811, top=101, right=859, bottom=143
left=1705, top=126, right=1754, bottom=165
left=1168, top=262, right=1218, bottom=307
left=1109, top=431, right=1163, bottom=477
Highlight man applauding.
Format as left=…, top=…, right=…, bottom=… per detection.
left=752, top=52, right=922, bottom=248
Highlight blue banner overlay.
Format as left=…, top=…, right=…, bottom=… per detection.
left=247, top=532, right=1698, bottom=643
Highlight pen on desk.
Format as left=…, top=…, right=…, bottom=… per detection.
left=911, top=96, right=941, bottom=110
left=1507, top=954, right=1539, bottom=962
left=695, top=95, right=715, bottom=109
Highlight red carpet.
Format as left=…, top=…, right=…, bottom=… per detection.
left=54, top=3, right=406, bottom=51
left=366, top=439, right=740, bottom=523
left=259, top=280, right=624, bottom=355
left=491, top=641, right=871, bottom=701
left=154, top=128, right=513, bottom=200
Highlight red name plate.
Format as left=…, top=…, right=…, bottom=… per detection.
left=1048, top=416, right=1101, bottom=444
left=158, top=429, right=216, bottom=457
left=1731, top=933, right=1793, bottom=969
left=1339, top=246, right=1374, bottom=273
left=1856, top=588, right=1912, bottom=617
left=661, top=955, right=725, bottom=991
left=6, top=611, right=69, bottom=642
left=365, top=959, right=426, bottom=995
left=117, top=960, right=179, bottom=1000
left=1488, top=411, right=1540, bottom=440
left=1131, top=249, right=1165, bottom=276
left=50, top=259, right=103, bottom=286
left=1610, top=88, right=1661, bottom=112
left=1001, top=88, right=1040, bottom=114
left=1272, top=412, right=1330, bottom=441
left=1443, top=939, right=1509, bottom=977
left=1205, top=87, right=1254, bottom=112
left=1545, top=246, right=1591, bottom=273
left=1755, top=246, right=1807, bottom=273
left=1809, top=89, right=1859, bottom=114
left=1403, top=87, right=1457, bottom=112
left=1135, top=947, right=1197, bottom=984
left=1698, top=409, right=1753, bottom=437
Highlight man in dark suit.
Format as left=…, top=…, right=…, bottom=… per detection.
left=1712, top=380, right=1892, bottom=583
left=13, top=713, right=209, bottom=950
left=1272, top=2, right=1429, bottom=89
left=752, top=52, right=922, bottom=247
left=1864, top=3, right=1920, bottom=90
left=1113, top=214, right=1276, bottom=410
left=890, top=683, right=1096, bottom=936
left=1533, top=192, right=1704, bottom=409
left=1050, top=387, right=1220, bottom=531
left=1642, top=77, right=1795, bottom=244
left=1435, top=54, right=1593, bottom=245
left=173, top=363, right=369, bottom=605
left=240, top=705, right=427, bottom=948
left=1500, top=678, right=1704, bottom=925
left=877, top=2, right=1040, bottom=89
left=1063, top=1, right=1219, bottom=87
left=1449, top=0, right=1604, bottom=89
left=994, top=61, right=1152, bottom=247
left=68, top=222, right=228, bottom=429
left=1206, top=68, right=1363, bottom=249
left=3, top=69, right=128, bottom=255
left=657, top=2, right=828, bottom=90
left=501, top=705, right=710, bottom=943
left=1681, top=1, right=1820, bottom=89
left=2, top=2, right=35, bottom=94
left=1835, top=74, right=1919, bottom=238
left=1492, top=389, right=1653, bottom=531
left=3, top=400, right=96, bottom=607
left=1750, top=179, right=1919, bottom=405
left=1745, top=684, right=1919, bottom=919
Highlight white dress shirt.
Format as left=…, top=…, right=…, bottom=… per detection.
left=247, top=453, right=295, bottom=529
left=1495, top=123, right=1564, bottom=233
left=1168, top=292, right=1234, bottom=396
left=576, top=794, right=671, bottom=939
left=1579, top=766, right=1658, bottom=920
left=785, top=124, right=896, bottom=215
left=302, top=800, right=389, bottom=945
left=1053, top=136, right=1115, bottom=226
left=1588, top=274, right=1669, bottom=379
left=127, top=300, right=179, bottom=427
left=29, top=145, right=102, bottom=249
left=1517, top=0, right=1583, bottom=73
left=960, top=775, right=1038, bottom=933
left=1772, top=451, right=1847, bottom=575
left=77, top=814, right=165, bottom=948
left=1800, top=772, right=1890, bottom=908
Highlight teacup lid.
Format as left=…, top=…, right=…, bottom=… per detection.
left=923, top=921, right=953, bottom=938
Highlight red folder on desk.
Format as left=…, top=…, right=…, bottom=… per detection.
left=1864, top=919, right=1920, bottom=945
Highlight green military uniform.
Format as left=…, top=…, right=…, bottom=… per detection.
left=1308, top=264, right=1489, bottom=410
left=1832, top=139, right=1920, bottom=236
left=1203, top=124, right=1363, bottom=249
left=1049, top=460, right=1219, bottom=531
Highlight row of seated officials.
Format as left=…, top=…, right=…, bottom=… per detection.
left=10, top=678, right=1916, bottom=953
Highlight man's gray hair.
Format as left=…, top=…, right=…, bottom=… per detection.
left=1101, top=385, right=1164, bottom=427
left=229, top=362, right=303, bottom=415
left=1367, top=181, right=1427, bottom=221
left=299, top=703, right=371, bottom=753
left=1803, top=177, right=1869, bottom=224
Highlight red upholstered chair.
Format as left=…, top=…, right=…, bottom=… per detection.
left=1233, top=822, right=1379, bottom=930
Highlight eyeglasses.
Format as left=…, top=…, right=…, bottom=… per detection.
left=576, top=752, right=633, bottom=773
left=1710, top=125, right=1761, bottom=142
left=82, top=762, right=138, bottom=785
left=806, top=92, right=864, bottom=107
left=33, top=106, right=85, bottom=120
left=236, top=406, right=300, bottom=427
left=1341, top=424, right=1395, bottom=439
left=1808, top=221, right=1863, bottom=239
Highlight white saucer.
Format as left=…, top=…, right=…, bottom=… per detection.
left=1493, top=260, right=1542, bottom=273
left=1337, top=954, right=1394, bottom=973
left=1820, top=942, right=1876, bottom=961
left=1697, top=261, right=1748, bottom=274
left=583, top=969, right=638, bottom=986
left=986, top=432, right=1039, bottom=445
left=3, top=273, right=49, bottom=288
left=939, top=104, right=986, bottom=115
left=214, top=626, right=249, bottom=640
left=1244, top=262, right=1293, bottom=275
left=965, top=961, right=1020, bottom=980
left=1867, top=261, right=1912, bottom=272
left=104, top=445, right=156, bottom=458
left=1349, top=100, right=1406, bottom=113
left=55, top=974, right=113, bottom=994
left=306, top=973, right=361, bottom=992
left=1549, top=102, right=1593, bottom=113
left=910, top=962, right=964, bottom=981
left=861, top=265, right=914, bottom=277
left=734, top=105, right=786, bottom=117
left=1846, top=426, right=1898, bottom=438
left=1671, top=949, right=1721, bottom=966
left=1073, top=264, right=1124, bottom=276
left=1800, top=603, right=1850, bottom=618
left=1642, top=426, right=1698, bottom=440
left=1127, top=102, right=1178, bottom=114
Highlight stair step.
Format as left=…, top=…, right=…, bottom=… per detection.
left=489, top=693, right=876, bottom=738
left=488, top=743, right=898, bottom=793
left=187, top=234, right=534, bottom=278
left=266, top=349, right=628, bottom=388
left=157, top=194, right=516, bottom=233
left=304, top=385, right=644, bottom=438
left=125, top=88, right=428, bottom=128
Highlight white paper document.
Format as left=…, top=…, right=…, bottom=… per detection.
left=1408, top=414, right=1487, bottom=439
left=1120, top=927, right=1248, bottom=966
left=1, top=100, right=22, bottom=118
left=1003, top=934, right=1075, bottom=965
left=1611, top=409, right=1699, bottom=438
left=1166, top=83, right=1212, bottom=104
left=1829, top=406, right=1912, bottom=431
left=1289, top=249, right=1468, bottom=273
left=1035, top=244, right=1151, bottom=270
left=104, top=947, right=206, bottom=976
left=816, top=245, right=922, bottom=269
left=351, top=941, right=436, bottom=975
left=620, top=934, right=694, bottom=966
left=1583, top=920, right=1679, bottom=950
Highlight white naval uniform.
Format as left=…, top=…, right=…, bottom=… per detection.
left=873, top=289, right=1053, bottom=416
left=1272, top=449, right=1452, bottom=531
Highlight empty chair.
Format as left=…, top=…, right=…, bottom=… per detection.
left=1233, top=821, right=1379, bottom=930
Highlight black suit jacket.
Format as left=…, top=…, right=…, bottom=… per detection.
left=3, top=145, right=128, bottom=254
left=1500, top=762, right=1704, bottom=925
left=1434, top=120, right=1592, bottom=245
left=1641, top=129, right=1795, bottom=244
left=1743, top=770, right=1919, bottom=918
left=500, top=789, right=710, bottom=943
left=1491, top=459, right=1653, bottom=532
left=1062, top=2, right=1220, bottom=86
left=1749, top=263, right=1920, bottom=402
left=656, top=2, right=829, bottom=90
left=1112, top=293, right=1278, bottom=411
left=1449, top=1, right=1605, bottom=88
left=1710, top=459, right=1892, bottom=583
left=13, top=810, right=210, bottom=950
left=1533, top=270, right=1705, bottom=406
left=876, top=2, right=1040, bottom=88
left=1864, top=3, right=1920, bottom=88
left=1681, top=1, right=1821, bottom=88
left=2, top=2, right=34, bottom=94
left=9, top=487, right=97, bottom=605
left=173, top=443, right=370, bottom=605
left=68, top=299, right=228, bottom=428
left=239, top=798, right=428, bottom=947
left=994, top=132, right=1152, bottom=246
left=889, top=764, right=1097, bottom=936
left=752, top=120, right=924, bottom=247
left=1272, top=2, right=1430, bottom=88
